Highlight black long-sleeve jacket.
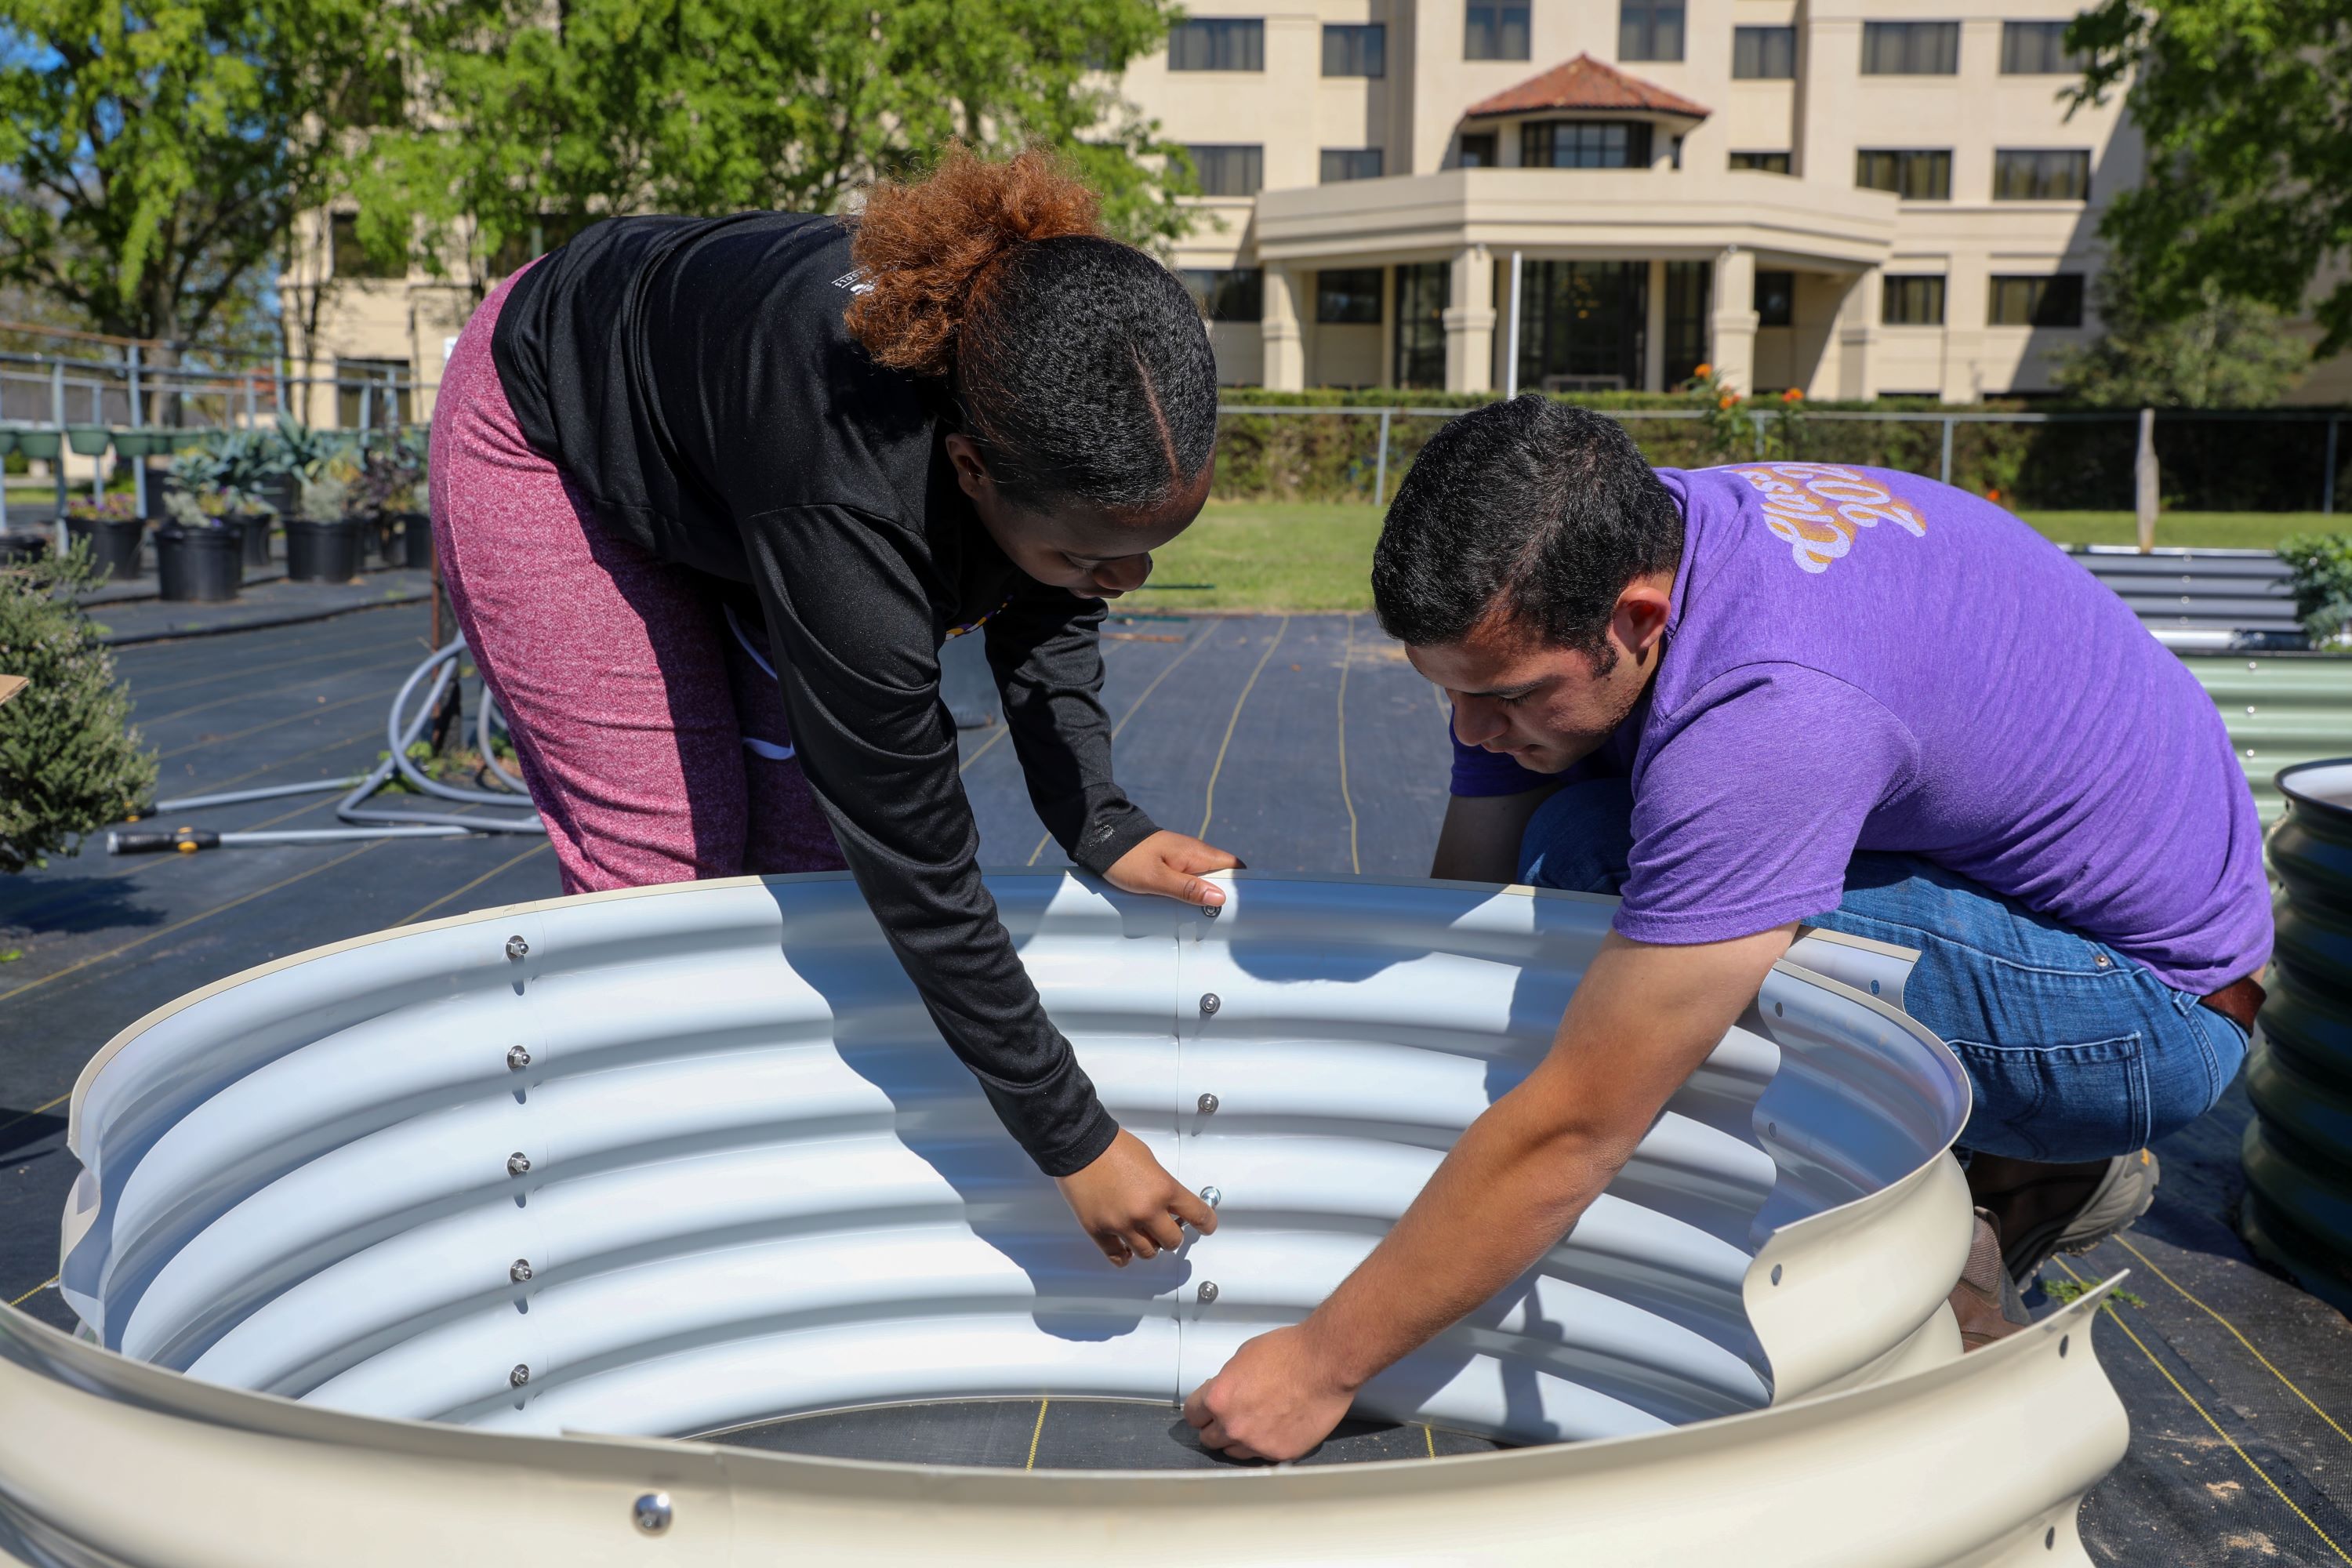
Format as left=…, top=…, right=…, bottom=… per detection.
left=492, top=211, right=1155, bottom=1175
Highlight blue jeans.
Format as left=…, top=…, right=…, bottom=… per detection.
left=1519, top=779, right=2248, bottom=1163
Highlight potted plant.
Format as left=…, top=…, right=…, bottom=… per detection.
left=203, top=431, right=282, bottom=568
left=157, top=482, right=245, bottom=603
left=285, top=454, right=363, bottom=583
left=350, top=433, right=430, bottom=568
left=255, top=416, right=333, bottom=522
left=61, top=493, right=146, bottom=584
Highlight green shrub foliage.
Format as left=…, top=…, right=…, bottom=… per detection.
left=0, top=545, right=157, bottom=873
left=2278, top=532, right=2352, bottom=646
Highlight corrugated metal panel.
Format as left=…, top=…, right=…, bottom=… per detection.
left=0, top=873, right=2132, bottom=1566
left=2245, top=762, right=2352, bottom=1316
left=2072, top=546, right=2302, bottom=649
left=2180, top=655, right=2352, bottom=822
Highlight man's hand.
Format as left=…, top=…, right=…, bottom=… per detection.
left=1105, top=829, right=1243, bottom=909
left=1185, top=926, right=1798, bottom=1457
left=1183, top=1323, right=1356, bottom=1462
left=1055, top=1128, right=1218, bottom=1265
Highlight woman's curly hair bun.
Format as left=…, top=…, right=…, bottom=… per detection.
left=846, top=145, right=1104, bottom=378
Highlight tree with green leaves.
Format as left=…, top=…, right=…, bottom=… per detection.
left=353, top=0, right=1195, bottom=282
left=2053, top=273, right=2311, bottom=408
left=0, top=545, right=154, bottom=874
left=2069, top=0, right=2352, bottom=361
left=0, top=0, right=400, bottom=356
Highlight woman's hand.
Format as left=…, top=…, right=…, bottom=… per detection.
left=1105, top=830, right=1243, bottom=910
left=1054, top=1129, right=1218, bottom=1265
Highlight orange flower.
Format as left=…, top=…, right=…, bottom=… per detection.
left=1985, top=488, right=2002, bottom=503
left=1780, top=387, right=1804, bottom=403
left=1718, top=394, right=1739, bottom=409
left=1693, top=362, right=1713, bottom=378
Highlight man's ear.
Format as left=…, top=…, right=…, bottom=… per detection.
left=1613, top=574, right=1675, bottom=659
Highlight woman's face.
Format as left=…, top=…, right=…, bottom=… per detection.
left=947, top=434, right=1210, bottom=600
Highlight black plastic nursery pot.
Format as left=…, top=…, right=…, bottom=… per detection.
left=234, top=513, right=274, bottom=568
left=284, top=519, right=361, bottom=583
left=64, top=516, right=145, bottom=583
left=0, top=532, right=49, bottom=566
left=154, top=526, right=243, bottom=603
left=386, top=510, right=432, bottom=570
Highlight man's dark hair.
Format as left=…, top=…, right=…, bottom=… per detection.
left=1371, top=395, right=1686, bottom=667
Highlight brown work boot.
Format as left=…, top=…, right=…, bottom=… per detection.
left=1969, top=1149, right=2160, bottom=1287
left=1949, top=1207, right=2032, bottom=1352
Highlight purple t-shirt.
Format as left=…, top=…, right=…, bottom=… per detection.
left=1450, top=463, right=2270, bottom=992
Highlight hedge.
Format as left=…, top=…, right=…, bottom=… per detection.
left=1210, top=389, right=2351, bottom=513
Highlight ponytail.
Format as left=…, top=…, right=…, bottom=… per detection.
left=845, top=146, right=1218, bottom=514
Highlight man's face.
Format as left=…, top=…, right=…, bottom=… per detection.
left=1406, top=574, right=1675, bottom=774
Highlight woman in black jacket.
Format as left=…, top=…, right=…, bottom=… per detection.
left=429, top=148, right=1232, bottom=1265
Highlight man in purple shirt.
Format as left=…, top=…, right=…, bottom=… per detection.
left=1185, top=396, right=2269, bottom=1461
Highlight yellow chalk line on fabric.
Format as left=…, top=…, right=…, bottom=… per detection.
left=0, top=842, right=383, bottom=1008
left=1198, top=617, right=1291, bottom=841
left=1338, top=613, right=1361, bottom=877
left=1026, top=1398, right=1050, bottom=1469
left=2111, top=1235, right=2352, bottom=1450
left=1422, top=1422, right=1436, bottom=1459
left=1025, top=622, right=1218, bottom=867
left=396, top=840, right=550, bottom=927
left=7, top=1276, right=57, bottom=1308
left=2053, top=1257, right=2351, bottom=1565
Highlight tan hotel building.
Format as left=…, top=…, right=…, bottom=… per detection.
left=290, top=0, right=2350, bottom=420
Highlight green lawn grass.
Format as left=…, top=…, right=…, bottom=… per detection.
left=1142, top=502, right=2347, bottom=612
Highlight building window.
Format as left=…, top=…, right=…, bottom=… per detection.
left=1319, top=148, right=1385, bottom=183
left=1861, top=21, right=1960, bottom=74
left=2001, top=20, right=2081, bottom=74
left=1185, top=144, right=1264, bottom=198
left=1520, top=261, right=1650, bottom=390
left=1181, top=268, right=1264, bottom=323
left=1755, top=270, right=1795, bottom=327
left=1664, top=260, right=1711, bottom=386
left=1730, top=151, right=1791, bottom=173
left=1883, top=275, right=1947, bottom=325
left=1989, top=274, right=2085, bottom=327
left=1459, top=132, right=1500, bottom=168
left=1733, top=26, right=1796, bottom=79
left=1317, top=268, right=1383, bottom=325
left=1465, top=2, right=1530, bottom=60
left=1994, top=149, right=2091, bottom=200
left=1169, top=18, right=1264, bottom=71
left=1856, top=148, right=1953, bottom=199
left=329, top=213, right=403, bottom=280
left=1619, top=0, right=1684, bottom=61
left=336, top=358, right=411, bottom=428
left=1323, top=23, right=1385, bottom=76
left=1521, top=121, right=1653, bottom=169
left=1394, top=263, right=1449, bottom=388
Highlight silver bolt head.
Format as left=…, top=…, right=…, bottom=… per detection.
left=633, top=1491, right=674, bottom=1535
left=505, top=1044, right=532, bottom=1071
left=1201, top=902, right=1220, bottom=920
left=1198, top=992, right=1221, bottom=1017
left=1196, top=1092, right=1220, bottom=1115
left=510, top=1258, right=534, bottom=1283
left=506, top=1151, right=532, bottom=1177
left=506, top=934, right=529, bottom=961
left=1197, top=1280, right=1219, bottom=1304
left=509, top=1363, right=531, bottom=1387
left=1199, top=1185, right=1221, bottom=1209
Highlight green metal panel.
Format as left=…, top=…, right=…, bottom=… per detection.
left=2245, top=760, right=2352, bottom=1316
left=2180, top=655, right=2352, bottom=822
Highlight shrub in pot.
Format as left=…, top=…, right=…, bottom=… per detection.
left=0, top=543, right=158, bottom=873
left=61, top=493, right=145, bottom=584
left=350, top=432, right=430, bottom=568
left=170, top=445, right=276, bottom=568
left=285, top=455, right=363, bottom=583
left=158, top=487, right=245, bottom=602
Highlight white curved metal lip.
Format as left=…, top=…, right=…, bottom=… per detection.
left=58, top=870, right=1973, bottom=1463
